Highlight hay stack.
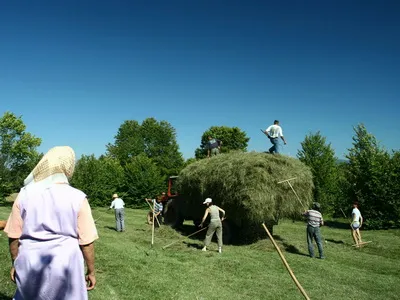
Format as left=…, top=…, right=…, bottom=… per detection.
left=176, top=152, right=313, bottom=242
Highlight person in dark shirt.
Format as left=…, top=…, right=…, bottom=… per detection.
left=207, top=136, right=222, bottom=158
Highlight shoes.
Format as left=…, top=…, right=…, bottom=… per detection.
left=201, top=247, right=207, bottom=252
left=218, top=248, right=222, bottom=254
left=319, top=256, right=325, bottom=259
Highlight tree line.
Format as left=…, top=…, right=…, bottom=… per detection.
left=0, top=111, right=399, bottom=229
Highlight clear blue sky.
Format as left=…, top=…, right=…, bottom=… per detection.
left=1, top=0, right=399, bottom=159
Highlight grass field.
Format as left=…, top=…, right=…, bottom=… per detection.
left=1, top=207, right=400, bottom=300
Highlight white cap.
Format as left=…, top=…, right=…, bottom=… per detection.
left=203, top=198, right=212, bottom=204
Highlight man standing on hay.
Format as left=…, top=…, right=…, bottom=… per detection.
left=199, top=198, right=226, bottom=253
left=263, top=120, right=287, bottom=154
left=303, top=202, right=325, bottom=259
left=207, top=136, right=222, bottom=157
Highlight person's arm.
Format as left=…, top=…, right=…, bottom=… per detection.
left=217, top=207, right=226, bottom=220
left=265, top=126, right=272, bottom=138
left=78, top=198, right=98, bottom=290
left=9, top=238, right=19, bottom=282
left=109, top=200, right=115, bottom=209
left=80, top=243, right=96, bottom=290
left=279, top=128, right=287, bottom=144
left=320, top=216, right=324, bottom=226
left=218, top=140, right=222, bottom=150
left=207, top=148, right=210, bottom=158
left=199, top=209, right=209, bottom=227
left=360, top=215, right=363, bottom=228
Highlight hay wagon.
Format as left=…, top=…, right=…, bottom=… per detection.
left=163, top=152, right=314, bottom=244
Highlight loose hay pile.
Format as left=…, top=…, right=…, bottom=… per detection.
left=176, top=152, right=313, bottom=243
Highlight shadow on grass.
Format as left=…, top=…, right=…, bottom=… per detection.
left=273, top=234, right=309, bottom=257
left=183, top=241, right=203, bottom=249
left=324, top=220, right=351, bottom=230
left=0, top=293, right=12, bottom=300
left=326, top=238, right=345, bottom=244
left=104, top=226, right=117, bottom=231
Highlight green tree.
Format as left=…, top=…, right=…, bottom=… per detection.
left=107, top=118, right=184, bottom=177
left=297, top=131, right=338, bottom=213
left=346, top=124, right=393, bottom=228
left=123, top=154, right=165, bottom=207
left=106, top=120, right=144, bottom=165
left=0, top=112, right=41, bottom=198
left=195, top=126, right=250, bottom=159
left=71, top=155, right=125, bottom=207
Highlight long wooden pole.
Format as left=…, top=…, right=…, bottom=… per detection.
left=262, top=223, right=311, bottom=300
left=151, top=204, right=155, bottom=247
left=286, top=181, right=306, bottom=210
left=145, top=199, right=161, bottom=227
left=162, top=226, right=208, bottom=250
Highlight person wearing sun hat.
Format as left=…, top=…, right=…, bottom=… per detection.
left=303, top=202, right=325, bottom=259
left=4, top=146, right=98, bottom=299
left=110, top=193, right=125, bottom=232
left=199, top=198, right=226, bottom=253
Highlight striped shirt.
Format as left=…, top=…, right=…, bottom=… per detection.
left=153, top=200, right=163, bottom=214
left=304, top=209, right=323, bottom=227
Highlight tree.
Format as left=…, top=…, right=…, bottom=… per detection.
left=107, top=118, right=184, bottom=177
left=0, top=112, right=41, bottom=198
left=123, top=154, right=165, bottom=207
left=71, top=155, right=125, bottom=207
left=195, top=126, right=250, bottom=159
left=297, top=131, right=338, bottom=213
left=346, top=124, right=394, bottom=228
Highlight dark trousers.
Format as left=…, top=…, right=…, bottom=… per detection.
left=307, top=225, right=324, bottom=258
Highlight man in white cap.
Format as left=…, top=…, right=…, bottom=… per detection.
left=199, top=198, right=226, bottom=253
left=110, top=193, right=125, bottom=232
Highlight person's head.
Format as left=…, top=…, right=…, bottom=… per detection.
left=156, top=196, right=163, bottom=203
left=25, top=146, right=76, bottom=186
left=161, top=192, right=166, bottom=197
left=312, top=202, right=321, bottom=212
left=274, top=120, right=279, bottom=125
left=112, top=193, right=119, bottom=199
left=353, top=201, right=359, bottom=208
left=208, top=136, right=213, bottom=140
left=203, top=197, right=213, bottom=207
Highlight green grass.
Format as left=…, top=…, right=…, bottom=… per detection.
left=1, top=207, right=400, bottom=300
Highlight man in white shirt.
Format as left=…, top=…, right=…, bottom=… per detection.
left=110, top=193, right=125, bottom=232
left=264, top=120, right=287, bottom=154
left=351, top=202, right=363, bottom=247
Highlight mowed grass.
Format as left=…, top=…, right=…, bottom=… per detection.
left=1, top=207, right=400, bottom=300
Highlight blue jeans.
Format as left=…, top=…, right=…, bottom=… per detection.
left=269, top=138, right=280, bottom=154
left=115, top=208, right=125, bottom=232
left=307, top=225, right=324, bottom=258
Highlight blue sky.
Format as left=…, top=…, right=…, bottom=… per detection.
left=1, top=0, right=399, bottom=159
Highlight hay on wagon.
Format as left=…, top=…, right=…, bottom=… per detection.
left=176, top=151, right=313, bottom=242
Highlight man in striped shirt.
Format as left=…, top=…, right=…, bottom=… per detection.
left=145, top=196, right=164, bottom=227
left=303, top=202, right=325, bottom=259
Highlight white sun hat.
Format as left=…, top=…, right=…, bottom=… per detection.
left=203, top=198, right=212, bottom=204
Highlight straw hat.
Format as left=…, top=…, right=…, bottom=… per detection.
left=112, top=193, right=118, bottom=198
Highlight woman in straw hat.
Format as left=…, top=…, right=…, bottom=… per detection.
left=4, top=146, right=99, bottom=300
left=199, top=198, right=226, bottom=253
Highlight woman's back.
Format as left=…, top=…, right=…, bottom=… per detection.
left=209, top=205, right=220, bottom=221
left=19, top=184, right=85, bottom=243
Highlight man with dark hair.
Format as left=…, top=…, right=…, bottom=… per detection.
left=264, top=120, right=287, bottom=154
left=207, top=136, right=222, bottom=158
left=303, top=202, right=325, bottom=259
